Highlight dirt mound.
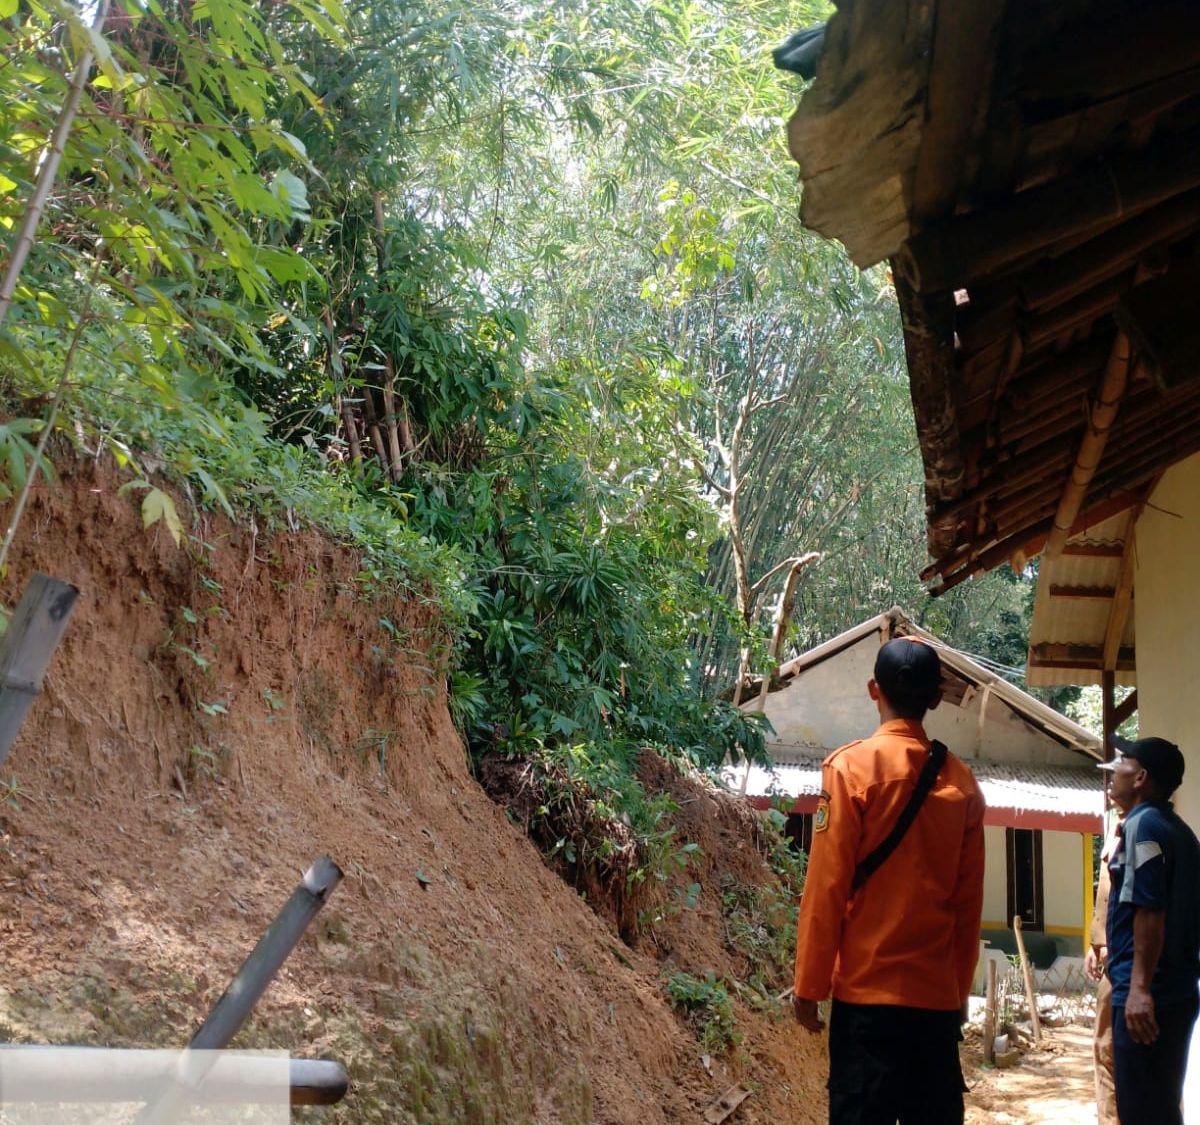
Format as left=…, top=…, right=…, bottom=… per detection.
left=0, top=460, right=825, bottom=1122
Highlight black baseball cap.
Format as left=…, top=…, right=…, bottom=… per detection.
left=1098, top=735, right=1186, bottom=795
left=874, top=637, right=942, bottom=713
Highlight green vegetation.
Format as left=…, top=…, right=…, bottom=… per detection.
left=665, top=970, right=740, bottom=1055
left=0, top=0, right=1035, bottom=891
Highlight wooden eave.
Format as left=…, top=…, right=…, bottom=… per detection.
left=786, top=0, right=1200, bottom=595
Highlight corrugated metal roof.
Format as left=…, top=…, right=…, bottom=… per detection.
left=729, top=756, right=1103, bottom=817
left=1026, top=511, right=1137, bottom=687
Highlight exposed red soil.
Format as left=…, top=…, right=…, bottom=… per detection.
left=0, top=460, right=826, bottom=1123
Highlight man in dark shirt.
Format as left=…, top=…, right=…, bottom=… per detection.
left=1100, top=735, right=1200, bottom=1125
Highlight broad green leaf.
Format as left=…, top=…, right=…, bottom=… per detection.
left=142, top=488, right=183, bottom=546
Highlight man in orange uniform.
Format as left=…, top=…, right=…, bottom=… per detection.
left=792, top=636, right=986, bottom=1124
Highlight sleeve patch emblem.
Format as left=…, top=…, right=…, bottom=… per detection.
left=814, top=801, right=829, bottom=833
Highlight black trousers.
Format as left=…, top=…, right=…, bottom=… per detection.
left=827, top=999, right=965, bottom=1125
left=1112, top=999, right=1198, bottom=1125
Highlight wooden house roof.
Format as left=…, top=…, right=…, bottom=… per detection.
left=782, top=0, right=1200, bottom=625
left=753, top=606, right=1102, bottom=756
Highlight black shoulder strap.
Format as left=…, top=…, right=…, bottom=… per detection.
left=851, top=740, right=948, bottom=893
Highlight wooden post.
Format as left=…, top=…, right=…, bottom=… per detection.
left=1102, top=669, right=1116, bottom=749
left=0, top=575, right=79, bottom=770
left=983, top=958, right=998, bottom=1064
left=1012, top=915, right=1043, bottom=1046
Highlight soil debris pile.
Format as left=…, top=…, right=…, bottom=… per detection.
left=0, top=463, right=825, bottom=1122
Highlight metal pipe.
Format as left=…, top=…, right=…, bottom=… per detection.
left=0, top=1048, right=347, bottom=1106
left=0, top=575, right=78, bottom=769
left=189, top=855, right=342, bottom=1050
left=136, top=856, right=343, bottom=1123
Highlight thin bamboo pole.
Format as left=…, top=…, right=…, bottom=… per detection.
left=1044, top=333, right=1131, bottom=558
left=0, top=2, right=110, bottom=329
left=372, top=193, right=405, bottom=481
left=0, top=279, right=97, bottom=576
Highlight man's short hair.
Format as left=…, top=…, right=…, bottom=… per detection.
left=874, top=637, right=942, bottom=718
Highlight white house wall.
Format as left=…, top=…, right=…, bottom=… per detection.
left=980, top=825, right=1088, bottom=949
left=759, top=639, right=1087, bottom=767
left=1135, top=452, right=1200, bottom=827
left=758, top=641, right=878, bottom=751
left=1133, top=453, right=1200, bottom=1122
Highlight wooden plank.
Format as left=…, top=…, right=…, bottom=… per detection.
left=1061, top=543, right=1124, bottom=558
left=0, top=574, right=79, bottom=770
left=1016, top=3, right=1200, bottom=109
left=901, top=131, right=1200, bottom=292
left=910, top=0, right=1004, bottom=223
left=1102, top=669, right=1115, bottom=752
left=1048, top=585, right=1117, bottom=600
left=1113, top=688, right=1139, bottom=727
left=1019, top=190, right=1200, bottom=311
left=1012, top=916, right=1043, bottom=1047
left=786, top=0, right=935, bottom=267
left=1020, top=272, right=1132, bottom=353
left=704, top=1084, right=753, bottom=1124
left=923, top=488, right=1146, bottom=587
left=894, top=280, right=964, bottom=557
left=1029, top=643, right=1135, bottom=671
left=1115, top=259, right=1200, bottom=389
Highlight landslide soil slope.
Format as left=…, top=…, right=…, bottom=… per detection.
left=0, top=461, right=824, bottom=1123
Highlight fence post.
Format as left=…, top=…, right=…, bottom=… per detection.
left=983, top=958, right=998, bottom=1063
left=1012, top=915, right=1043, bottom=1046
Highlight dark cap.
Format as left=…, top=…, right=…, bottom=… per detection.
left=874, top=637, right=942, bottom=714
left=1098, top=735, right=1186, bottom=795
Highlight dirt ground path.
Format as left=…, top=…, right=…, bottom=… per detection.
left=964, top=1025, right=1098, bottom=1124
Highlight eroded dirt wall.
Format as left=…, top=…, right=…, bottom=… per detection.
left=0, top=463, right=710, bottom=1122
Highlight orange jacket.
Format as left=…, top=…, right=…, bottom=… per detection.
left=793, top=718, right=986, bottom=1010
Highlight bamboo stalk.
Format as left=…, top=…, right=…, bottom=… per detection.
left=0, top=282, right=96, bottom=576
left=1046, top=331, right=1130, bottom=557
left=937, top=362, right=1172, bottom=536
left=0, top=2, right=110, bottom=329
left=372, top=193, right=404, bottom=482
left=338, top=397, right=363, bottom=464
left=323, top=310, right=362, bottom=465
left=358, top=385, right=390, bottom=471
